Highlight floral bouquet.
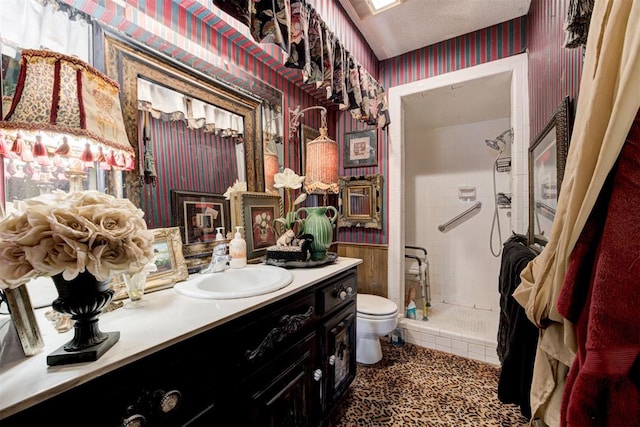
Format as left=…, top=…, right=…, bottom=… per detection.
left=223, top=179, right=247, bottom=200
left=273, top=168, right=307, bottom=237
left=0, top=190, right=155, bottom=289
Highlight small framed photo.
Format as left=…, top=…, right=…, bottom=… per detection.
left=113, top=227, right=189, bottom=300
left=344, top=129, right=377, bottom=168
left=231, top=192, right=283, bottom=261
left=170, top=190, right=231, bottom=259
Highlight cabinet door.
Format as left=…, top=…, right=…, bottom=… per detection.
left=209, top=332, right=319, bottom=427
left=321, top=302, right=357, bottom=415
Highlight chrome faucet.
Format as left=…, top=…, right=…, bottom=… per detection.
left=210, top=241, right=232, bottom=272
left=200, top=228, right=231, bottom=274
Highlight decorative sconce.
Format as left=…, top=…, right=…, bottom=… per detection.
left=289, top=105, right=339, bottom=201
left=0, top=49, right=134, bottom=192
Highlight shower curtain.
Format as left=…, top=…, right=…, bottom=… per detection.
left=513, top=0, right=640, bottom=425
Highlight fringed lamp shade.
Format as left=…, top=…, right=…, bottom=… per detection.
left=0, top=49, right=134, bottom=172
left=305, top=127, right=339, bottom=194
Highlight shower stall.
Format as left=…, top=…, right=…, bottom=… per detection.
left=387, top=55, right=530, bottom=364
left=405, top=120, right=512, bottom=312
left=401, top=119, right=512, bottom=363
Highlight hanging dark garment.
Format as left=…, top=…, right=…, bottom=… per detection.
left=250, top=0, right=291, bottom=54
left=351, top=64, right=371, bottom=122
left=497, top=237, right=538, bottom=419
left=320, top=28, right=335, bottom=98
left=285, top=0, right=310, bottom=75
left=343, top=54, right=362, bottom=111
left=212, top=0, right=250, bottom=26
left=557, top=109, right=640, bottom=427
left=330, top=42, right=348, bottom=109
left=305, top=9, right=324, bottom=85
left=564, top=0, right=594, bottom=48
left=374, top=82, right=391, bottom=129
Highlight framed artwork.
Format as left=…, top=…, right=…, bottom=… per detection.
left=231, top=192, right=283, bottom=261
left=113, top=227, right=189, bottom=300
left=528, top=96, right=572, bottom=248
left=344, top=129, right=377, bottom=168
left=337, top=174, right=383, bottom=229
left=170, top=190, right=230, bottom=260
left=301, top=124, right=320, bottom=175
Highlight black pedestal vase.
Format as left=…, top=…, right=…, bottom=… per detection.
left=47, top=270, right=120, bottom=366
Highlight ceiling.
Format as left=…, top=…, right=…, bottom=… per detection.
left=402, top=71, right=512, bottom=131
left=338, top=0, right=531, bottom=60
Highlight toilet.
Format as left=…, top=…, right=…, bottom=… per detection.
left=356, top=294, right=399, bottom=364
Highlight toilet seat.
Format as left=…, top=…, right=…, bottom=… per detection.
left=357, top=294, right=398, bottom=320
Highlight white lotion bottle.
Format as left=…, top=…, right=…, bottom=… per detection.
left=229, top=226, right=247, bottom=268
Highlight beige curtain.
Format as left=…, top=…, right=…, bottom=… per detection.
left=513, top=1, right=640, bottom=425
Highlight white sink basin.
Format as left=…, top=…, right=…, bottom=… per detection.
left=174, top=265, right=293, bottom=299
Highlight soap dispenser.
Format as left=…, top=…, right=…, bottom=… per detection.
left=229, top=226, right=247, bottom=269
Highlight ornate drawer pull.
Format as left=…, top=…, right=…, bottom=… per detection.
left=245, top=306, right=314, bottom=361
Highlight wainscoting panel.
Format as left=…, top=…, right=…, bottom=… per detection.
left=337, top=243, right=388, bottom=297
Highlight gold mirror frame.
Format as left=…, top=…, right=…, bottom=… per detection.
left=337, top=174, right=383, bottom=229
left=101, top=31, right=264, bottom=208
left=112, top=227, right=188, bottom=300
left=528, top=96, right=572, bottom=247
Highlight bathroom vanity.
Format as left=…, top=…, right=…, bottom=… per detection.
left=0, top=258, right=360, bottom=426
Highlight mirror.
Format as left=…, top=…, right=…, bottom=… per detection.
left=528, top=96, right=572, bottom=247
left=337, top=174, right=383, bottom=229
left=102, top=32, right=266, bottom=214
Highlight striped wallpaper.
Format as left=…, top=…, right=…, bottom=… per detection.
left=336, top=16, right=528, bottom=245
left=64, top=0, right=582, bottom=248
left=140, top=114, right=239, bottom=228
left=527, top=0, right=583, bottom=139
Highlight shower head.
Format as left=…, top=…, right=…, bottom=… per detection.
left=485, top=139, right=502, bottom=151
left=485, top=128, right=513, bottom=151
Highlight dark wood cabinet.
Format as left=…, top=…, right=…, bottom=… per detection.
left=321, top=304, right=357, bottom=414
left=3, top=267, right=357, bottom=427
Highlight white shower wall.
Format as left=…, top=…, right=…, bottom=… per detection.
left=405, top=118, right=512, bottom=312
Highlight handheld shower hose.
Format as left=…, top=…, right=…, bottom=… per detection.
left=485, top=129, right=512, bottom=258
left=489, top=152, right=503, bottom=257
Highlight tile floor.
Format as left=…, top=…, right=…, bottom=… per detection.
left=398, top=301, right=500, bottom=365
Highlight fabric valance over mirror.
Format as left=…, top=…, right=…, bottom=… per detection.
left=137, top=78, right=245, bottom=138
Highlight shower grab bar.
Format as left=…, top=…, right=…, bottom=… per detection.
left=437, top=202, right=482, bottom=233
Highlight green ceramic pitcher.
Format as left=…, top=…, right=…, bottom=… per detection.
left=296, top=206, right=338, bottom=261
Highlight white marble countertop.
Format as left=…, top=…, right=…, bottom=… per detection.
left=0, top=257, right=362, bottom=419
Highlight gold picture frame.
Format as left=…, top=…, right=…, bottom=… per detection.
left=113, top=227, right=189, bottom=300
left=337, top=174, right=383, bottom=229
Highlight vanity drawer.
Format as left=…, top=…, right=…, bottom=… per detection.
left=317, top=270, right=357, bottom=316
left=224, top=290, right=317, bottom=371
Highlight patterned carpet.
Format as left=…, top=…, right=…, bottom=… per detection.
left=330, top=340, right=529, bottom=426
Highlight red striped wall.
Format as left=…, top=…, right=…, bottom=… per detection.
left=140, top=115, right=239, bottom=228
left=527, top=0, right=583, bottom=139
left=336, top=16, right=528, bottom=245
left=66, top=0, right=581, bottom=248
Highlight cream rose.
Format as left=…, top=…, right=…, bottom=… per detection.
left=25, top=236, right=87, bottom=279
left=0, top=191, right=155, bottom=289
left=88, top=242, right=132, bottom=281
left=0, top=242, right=39, bottom=285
